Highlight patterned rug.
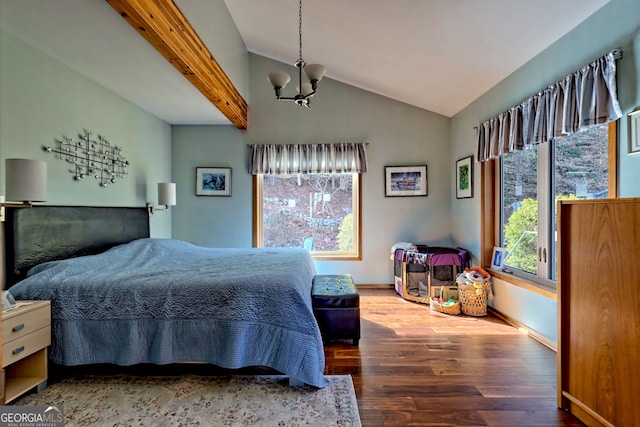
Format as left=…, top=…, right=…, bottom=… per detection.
left=13, top=374, right=361, bottom=426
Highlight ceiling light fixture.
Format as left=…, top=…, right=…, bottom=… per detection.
left=267, top=0, right=326, bottom=108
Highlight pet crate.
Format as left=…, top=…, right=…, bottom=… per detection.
left=393, top=244, right=469, bottom=305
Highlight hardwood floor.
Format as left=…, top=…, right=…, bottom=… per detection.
left=46, top=287, right=583, bottom=426
left=325, top=288, right=584, bottom=426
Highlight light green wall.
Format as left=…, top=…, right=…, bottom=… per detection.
left=171, top=125, right=252, bottom=246
left=0, top=31, right=173, bottom=238
left=450, top=0, right=640, bottom=343
left=171, top=54, right=452, bottom=284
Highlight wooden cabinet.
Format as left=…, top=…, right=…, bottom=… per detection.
left=557, top=199, right=640, bottom=427
left=2, top=301, right=51, bottom=404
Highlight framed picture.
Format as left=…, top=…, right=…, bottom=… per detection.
left=629, top=110, right=640, bottom=154
left=491, top=246, right=506, bottom=270
left=456, top=155, right=473, bottom=199
left=196, top=167, right=232, bottom=196
left=384, top=165, right=428, bottom=197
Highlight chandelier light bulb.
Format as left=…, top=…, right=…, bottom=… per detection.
left=298, top=82, right=314, bottom=96
left=268, top=71, right=291, bottom=89
left=303, top=64, right=326, bottom=83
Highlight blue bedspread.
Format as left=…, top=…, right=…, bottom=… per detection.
left=10, top=238, right=328, bottom=388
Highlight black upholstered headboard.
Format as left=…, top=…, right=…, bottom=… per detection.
left=4, top=206, right=150, bottom=287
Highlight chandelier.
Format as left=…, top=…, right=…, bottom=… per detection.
left=267, top=0, right=326, bottom=107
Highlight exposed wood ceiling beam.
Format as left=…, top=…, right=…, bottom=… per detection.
left=106, top=0, right=248, bottom=129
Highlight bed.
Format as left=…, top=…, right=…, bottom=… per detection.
left=5, top=206, right=328, bottom=388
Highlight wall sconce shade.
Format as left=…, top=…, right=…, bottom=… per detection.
left=5, top=158, right=47, bottom=203
left=158, top=182, right=176, bottom=207
left=148, top=182, right=176, bottom=215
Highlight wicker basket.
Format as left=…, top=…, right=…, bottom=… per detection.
left=457, top=281, right=491, bottom=316
left=429, top=298, right=461, bottom=315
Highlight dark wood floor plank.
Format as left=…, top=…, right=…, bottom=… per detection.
left=413, top=396, right=560, bottom=411
left=478, top=409, right=585, bottom=426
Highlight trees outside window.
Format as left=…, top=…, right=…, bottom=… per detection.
left=500, top=123, right=610, bottom=284
left=254, top=173, right=361, bottom=260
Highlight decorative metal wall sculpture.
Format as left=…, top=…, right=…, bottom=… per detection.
left=45, top=130, right=129, bottom=187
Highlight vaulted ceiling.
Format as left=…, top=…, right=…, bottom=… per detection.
left=0, top=0, right=610, bottom=127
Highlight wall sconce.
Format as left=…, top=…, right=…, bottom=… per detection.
left=1, top=158, right=48, bottom=221
left=147, top=182, right=176, bottom=215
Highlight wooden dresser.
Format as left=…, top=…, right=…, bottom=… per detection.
left=2, top=300, right=51, bottom=404
left=557, top=199, right=640, bottom=427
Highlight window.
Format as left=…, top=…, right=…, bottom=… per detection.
left=254, top=173, right=362, bottom=260
left=249, top=143, right=367, bottom=261
left=500, top=146, right=538, bottom=276
left=477, top=50, right=622, bottom=291
left=492, top=122, right=615, bottom=287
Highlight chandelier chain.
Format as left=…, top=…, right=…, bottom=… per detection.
left=298, top=0, right=303, bottom=60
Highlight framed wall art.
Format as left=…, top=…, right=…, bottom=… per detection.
left=384, top=165, right=427, bottom=197
left=456, top=155, right=473, bottom=199
left=629, top=110, right=640, bottom=154
left=491, top=246, right=506, bottom=270
left=196, top=167, right=232, bottom=196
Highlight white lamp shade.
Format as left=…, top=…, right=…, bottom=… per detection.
left=298, top=82, right=314, bottom=96
left=5, top=158, right=47, bottom=202
left=158, top=182, right=176, bottom=206
left=304, top=64, right=326, bottom=82
left=268, top=71, right=291, bottom=89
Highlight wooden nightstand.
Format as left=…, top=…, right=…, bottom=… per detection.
left=2, top=300, right=51, bottom=404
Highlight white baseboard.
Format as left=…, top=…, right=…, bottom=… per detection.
left=488, top=307, right=556, bottom=352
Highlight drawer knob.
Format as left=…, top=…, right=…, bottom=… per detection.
left=12, top=324, right=25, bottom=333
left=12, top=346, right=25, bottom=355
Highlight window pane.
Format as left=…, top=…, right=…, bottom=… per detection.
left=501, top=147, right=538, bottom=274
left=551, top=124, right=609, bottom=278
left=260, top=173, right=357, bottom=255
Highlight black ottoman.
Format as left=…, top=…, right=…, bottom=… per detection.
left=311, top=274, right=360, bottom=346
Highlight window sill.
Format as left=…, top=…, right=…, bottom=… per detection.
left=487, top=268, right=557, bottom=301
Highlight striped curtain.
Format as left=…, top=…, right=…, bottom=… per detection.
left=249, top=143, right=368, bottom=174
left=477, top=49, right=623, bottom=162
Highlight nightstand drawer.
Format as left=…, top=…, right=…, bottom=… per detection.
left=2, top=304, right=50, bottom=344
left=2, top=326, right=51, bottom=367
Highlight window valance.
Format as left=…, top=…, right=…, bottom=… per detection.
left=249, top=143, right=368, bottom=175
left=477, top=49, right=623, bottom=162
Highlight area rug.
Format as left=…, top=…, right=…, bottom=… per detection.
left=13, top=374, right=361, bottom=426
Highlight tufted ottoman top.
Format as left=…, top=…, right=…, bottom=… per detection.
left=312, top=274, right=359, bottom=308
